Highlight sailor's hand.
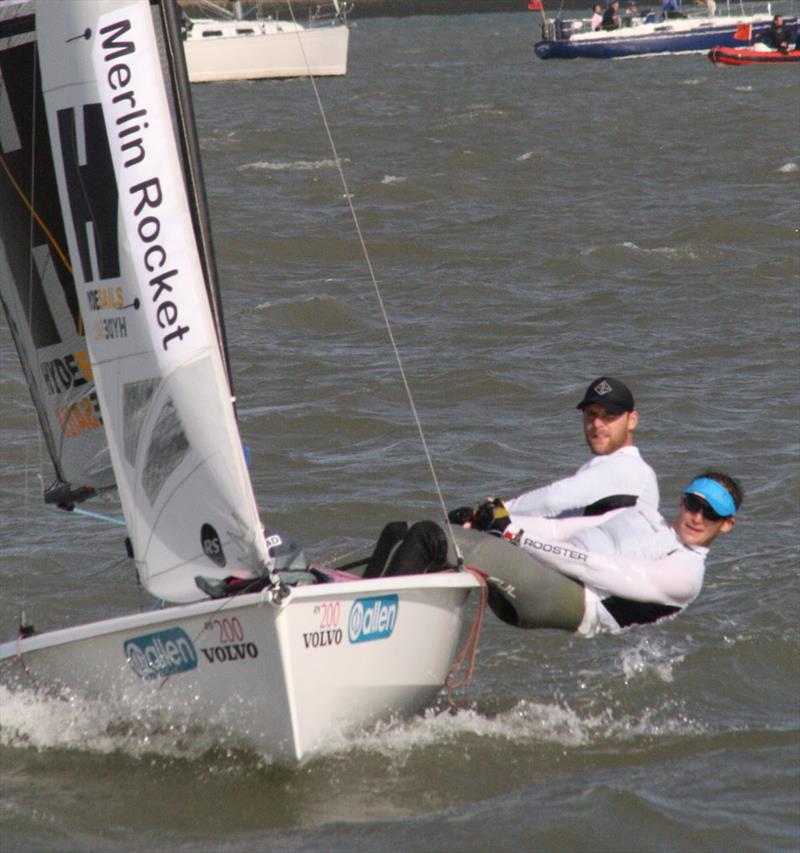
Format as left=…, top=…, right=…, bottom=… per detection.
left=473, top=498, right=511, bottom=534
left=448, top=506, right=476, bottom=527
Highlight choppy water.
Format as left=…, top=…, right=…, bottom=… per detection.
left=1, top=11, right=799, bottom=852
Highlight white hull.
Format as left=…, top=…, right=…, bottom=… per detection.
left=0, top=572, right=478, bottom=762
left=184, top=19, right=349, bottom=82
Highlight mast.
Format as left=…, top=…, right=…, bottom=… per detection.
left=156, top=0, right=236, bottom=396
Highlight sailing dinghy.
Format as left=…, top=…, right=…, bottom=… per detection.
left=0, top=0, right=479, bottom=762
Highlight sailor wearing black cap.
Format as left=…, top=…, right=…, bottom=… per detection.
left=504, top=376, right=659, bottom=521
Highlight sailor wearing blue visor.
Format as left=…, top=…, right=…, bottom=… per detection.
left=363, top=471, right=742, bottom=636
left=675, top=476, right=737, bottom=547
left=523, top=469, right=742, bottom=634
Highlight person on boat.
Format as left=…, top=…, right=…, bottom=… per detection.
left=591, top=3, right=604, bottom=30
left=660, top=0, right=684, bottom=19
left=367, top=471, right=741, bottom=636
left=622, top=2, right=639, bottom=25
left=759, top=15, right=793, bottom=53
left=602, top=0, right=621, bottom=30
left=495, top=376, right=659, bottom=519
left=508, top=470, right=741, bottom=635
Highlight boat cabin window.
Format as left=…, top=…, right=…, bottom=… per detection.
left=236, top=27, right=255, bottom=34
left=201, top=29, right=223, bottom=38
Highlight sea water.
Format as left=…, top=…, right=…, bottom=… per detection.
left=1, top=11, right=798, bottom=852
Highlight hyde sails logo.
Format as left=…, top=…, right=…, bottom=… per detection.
left=347, top=595, right=399, bottom=644
left=124, top=627, right=197, bottom=680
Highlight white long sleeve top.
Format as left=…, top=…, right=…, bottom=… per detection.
left=503, top=446, right=659, bottom=518
left=504, top=506, right=706, bottom=636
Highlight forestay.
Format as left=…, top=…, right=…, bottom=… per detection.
left=35, top=0, right=270, bottom=602
left=0, top=0, right=114, bottom=504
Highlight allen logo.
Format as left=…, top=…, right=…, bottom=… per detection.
left=124, top=626, right=197, bottom=680
left=347, top=595, right=399, bottom=644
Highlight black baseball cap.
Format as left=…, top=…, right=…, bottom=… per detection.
left=576, top=376, right=635, bottom=415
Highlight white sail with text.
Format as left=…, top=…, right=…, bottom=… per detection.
left=36, top=0, right=270, bottom=602
left=0, top=0, right=114, bottom=505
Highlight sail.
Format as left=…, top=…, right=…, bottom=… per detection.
left=0, top=0, right=114, bottom=504
left=33, top=0, right=271, bottom=602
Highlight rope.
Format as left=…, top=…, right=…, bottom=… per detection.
left=84, top=555, right=130, bottom=579
left=445, top=567, right=489, bottom=709
left=0, top=152, right=73, bottom=276
left=65, top=506, right=127, bottom=527
left=284, top=1, right=464, bottom=565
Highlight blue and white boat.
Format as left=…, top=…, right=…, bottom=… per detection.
left=534, top=1, right=798, bottom=59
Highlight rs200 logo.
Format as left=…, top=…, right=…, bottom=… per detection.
left=124, top=627, right=197, bottom=680
left=348, top=595, right=399, bottom=644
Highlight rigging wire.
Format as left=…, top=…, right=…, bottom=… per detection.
left=2, top=144, right=93, bottom=459
left=0, top=152, right=72, bottom=276
left=18, top=40, right=42, bottom=628
left=285, top=1, right=465, bottom=563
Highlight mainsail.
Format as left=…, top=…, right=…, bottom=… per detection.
left=27, top=0, right=271, bottom=602
left=0, top=0, right=114, bottom=503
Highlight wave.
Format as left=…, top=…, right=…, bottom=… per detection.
left=238, top=159, right=342, bottom=172
left=0, top=653, right=704, bottom=767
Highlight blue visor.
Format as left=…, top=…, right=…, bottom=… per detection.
left=683, top=477, right=736, bottom=518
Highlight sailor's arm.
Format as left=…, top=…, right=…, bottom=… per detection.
left=505, top=511, right=625, bottom=541
left=516, top=533, right=704, bottom=606
left=504, top=464, right=617, bottom=517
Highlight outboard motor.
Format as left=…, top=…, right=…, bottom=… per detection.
left=555, top=18, right=575, bottom=39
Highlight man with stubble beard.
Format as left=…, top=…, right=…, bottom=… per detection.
left=502, top=375, right=659, bottom=520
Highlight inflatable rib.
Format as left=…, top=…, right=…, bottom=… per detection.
left=709, top=46, right=800, bottom=64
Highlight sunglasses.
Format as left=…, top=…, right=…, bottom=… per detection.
left=682, top=493, right=727, bottom=522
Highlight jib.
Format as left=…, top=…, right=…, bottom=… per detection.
left=41, top=351, right=92, bottom=395
left=302, top=629, right=343, bottom=649
left=200, top=642, right=258, bottom=663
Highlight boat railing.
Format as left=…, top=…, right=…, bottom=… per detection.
left=189, top=0, right=238, bottom=19
left=186, top=1, right=350, bottom=26
left=309, top=2, right=352, bottom=26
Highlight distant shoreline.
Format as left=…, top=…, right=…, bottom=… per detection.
left=178, top=0, right=586, bottom=21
